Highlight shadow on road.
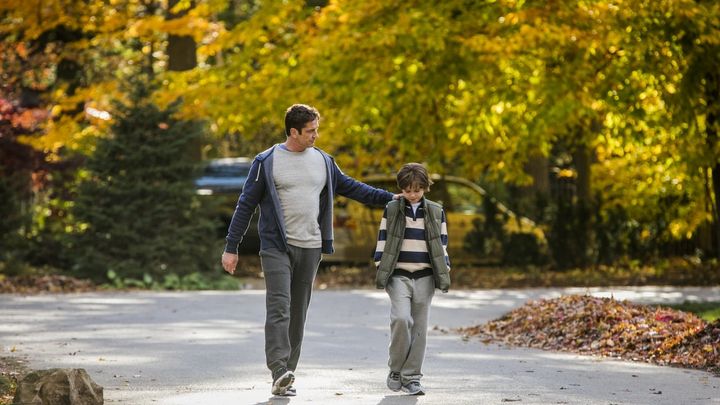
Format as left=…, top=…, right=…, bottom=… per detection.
left=376, top=395, right=419, bottom=405
left=253, top=397, right=290, bottom=405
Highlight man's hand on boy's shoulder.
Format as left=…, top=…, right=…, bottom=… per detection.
left=392, top=193, right=401, bottom=200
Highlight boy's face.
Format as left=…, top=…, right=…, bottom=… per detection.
left=401, top=185, right=425, bottom=204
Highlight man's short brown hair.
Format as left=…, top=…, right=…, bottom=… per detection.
left=396, top=163, right=433, bottom=191
left=285, top=104, right=320, bottom=137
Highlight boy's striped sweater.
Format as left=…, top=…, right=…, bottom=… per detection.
left=374, top=199, right=450, bottom=273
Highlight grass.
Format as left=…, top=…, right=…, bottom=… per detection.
left=664, top=302, right=720, bottom=322
left=0, top=356, right=27, bottom=405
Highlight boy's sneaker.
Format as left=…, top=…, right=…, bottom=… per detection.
left=386, top=371, right=401, bottom=391
left=271, top=368, right=294, bottom=396
left=284, top=386, right=297, bottom=397
left=402, top=381, right=425, bottom=396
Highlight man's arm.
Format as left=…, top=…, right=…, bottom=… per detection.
left=224, top=158, right=265, bottom=254
left=332, top=160, right=395, bottom=205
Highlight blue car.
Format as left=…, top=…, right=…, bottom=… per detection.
left=195, top=157, right=252, bottom=196
left=195, top=158, right=260, bottom=253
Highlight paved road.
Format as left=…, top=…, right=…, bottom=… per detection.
left=2, top=287, right=720, bottom=404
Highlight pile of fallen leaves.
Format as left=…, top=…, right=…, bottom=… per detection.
left=0, top=275, right=97, bottom=294
left=458, top=295, right=720, bottom=374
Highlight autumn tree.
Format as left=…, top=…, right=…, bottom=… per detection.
left=3, top=0, right=719, bottom=271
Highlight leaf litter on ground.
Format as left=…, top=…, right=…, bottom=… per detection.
left=457, top=295, right=719, bottom=374
left=0, top=275, right=96, bottom=294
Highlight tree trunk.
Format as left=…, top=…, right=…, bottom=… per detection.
left=167, top=0, right=197, bottom=72
left=166, top=0, right=201, bottom=162
left=573, top=145, right=591, bottom=206
left=168, top=36, right=197, bottom=71
left=706, top=71, right=720, bottom=257
left=708, top=109, right=720, bottom=257
left=712, top=163, right=720, bottom=257
left=526, top=153, right=550, bottom=196
left=573, top=140, right=593, bottom=266
left=515, top=152, right=550, bottom=223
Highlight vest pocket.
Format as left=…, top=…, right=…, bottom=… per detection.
left=376, top=253, right=397, bottom=288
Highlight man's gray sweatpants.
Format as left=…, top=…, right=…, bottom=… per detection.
left=259, top=246, right=322, bottom=374
left=385, top=275, right=435, bottom=383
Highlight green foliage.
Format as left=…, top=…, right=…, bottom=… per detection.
left=502, top=233, right=546, bottom=266
left=105, top=270, right=240, bottom=291
left=71, top=78, right=215, bottom=280
left=463, top=196, right=549, bottom=266
left=0, top=372, right=17, bottom=405
left=0, top=177, right=25, bottom=260
left=664, top=302, right=720, bottom=323
left=0, top=182, right=29, bottom=275
left=464, top=198, right=507, bottom=259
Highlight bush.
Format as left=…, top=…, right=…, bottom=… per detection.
left=105, top=270, right=241, bottom=291
left=502, top=233, right=546, bottom=266
left=71, top=79, right=216, bottom=281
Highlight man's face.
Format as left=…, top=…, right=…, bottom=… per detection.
left=292, top=119, right=319, bottom=150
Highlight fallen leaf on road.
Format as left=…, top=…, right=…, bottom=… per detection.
left=457, top=295, right=720, bottom=375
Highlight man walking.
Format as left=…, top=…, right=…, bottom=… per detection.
left=221, top=104, right=396, bottom=396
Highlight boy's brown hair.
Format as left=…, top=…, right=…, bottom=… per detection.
left=396, top=163, right=433, bottom=191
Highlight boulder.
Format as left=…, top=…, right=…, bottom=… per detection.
left=13, top=368, right=103, bottom=405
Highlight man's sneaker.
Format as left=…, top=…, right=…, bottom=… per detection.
left=386, top=371, right=402, bottom=391
left=271, top=368, right=295, bottom=396
left=402, top=381, right=425, bottom=396
left=283, top=386, right=297, bottom=397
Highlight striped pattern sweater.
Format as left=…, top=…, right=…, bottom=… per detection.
left=374, top=199, right=450, bottom=273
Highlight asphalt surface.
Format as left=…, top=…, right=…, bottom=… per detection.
left=2, top=286, right=720, bottom=404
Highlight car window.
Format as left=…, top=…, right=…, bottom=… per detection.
left=446, top=180, right=483, bottom=214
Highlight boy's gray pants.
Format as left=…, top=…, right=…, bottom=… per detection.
left=259, top=246, right=321, bottom=374
left=385, top=275, right=435, bottom=383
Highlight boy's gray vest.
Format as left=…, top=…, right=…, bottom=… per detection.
left=375, top=197, right=451, bottom=292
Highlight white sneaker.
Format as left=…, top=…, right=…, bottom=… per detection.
left=271, top=368, right=295, bottom=396
left=386, top=371, right=401, bottom=391
left=402, top=381, right=425, bottom=395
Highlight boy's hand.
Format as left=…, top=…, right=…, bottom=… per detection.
left=222, top=252, right=239, bottom=275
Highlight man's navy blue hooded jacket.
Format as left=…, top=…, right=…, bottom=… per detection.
left=224, top=145, right=394, bottom=255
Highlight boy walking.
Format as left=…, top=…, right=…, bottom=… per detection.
left=374, top=163, right=451, bottom=396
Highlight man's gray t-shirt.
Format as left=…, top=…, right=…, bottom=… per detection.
left=273, top=146, right=327, bottom=248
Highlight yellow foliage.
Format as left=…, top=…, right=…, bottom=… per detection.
left=1, top=0, right=717, bottom=244
left=20, top=115, right=80, bottom=153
